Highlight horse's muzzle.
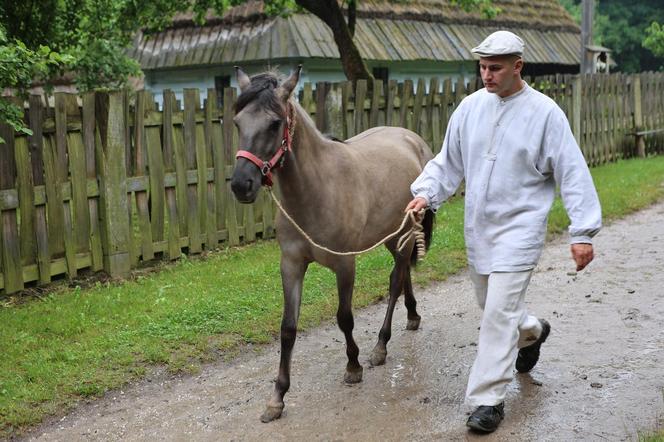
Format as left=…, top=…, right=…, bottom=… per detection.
left=230, top=167, right=260, bottom=204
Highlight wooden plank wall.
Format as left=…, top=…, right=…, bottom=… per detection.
left=2, top=72, right=664, bottom=295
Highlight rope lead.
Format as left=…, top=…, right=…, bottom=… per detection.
left=268, top=189, right=426, bottom=259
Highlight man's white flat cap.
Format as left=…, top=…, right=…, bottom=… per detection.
left=471, top=30, right=525, bottom=57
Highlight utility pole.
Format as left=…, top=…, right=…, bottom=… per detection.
left=580, top=0, right=594, bottom=74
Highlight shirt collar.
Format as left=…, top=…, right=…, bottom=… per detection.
left=496, top=80, right=529, bottom=103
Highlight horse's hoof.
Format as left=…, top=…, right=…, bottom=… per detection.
left=406, top=317, right=421, bottom=330
left=260, top=404, right=284, bottom=423
left=369, top=349, right=387, bottom=367
left=344, top=366, right=363, bottom=384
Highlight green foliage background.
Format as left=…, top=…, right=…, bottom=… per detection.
left=559, top=0, right=664, bottom=72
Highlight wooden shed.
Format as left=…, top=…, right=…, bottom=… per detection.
left=129, top=0, right=581, bottom=106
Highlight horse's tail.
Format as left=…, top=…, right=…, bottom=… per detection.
left=410, top=209, right=435, bottom=267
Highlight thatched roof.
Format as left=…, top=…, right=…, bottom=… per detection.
left=169, top=0, right=578, bottom=31
left=131, top=0, right=581, bottom=70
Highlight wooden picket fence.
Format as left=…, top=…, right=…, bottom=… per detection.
left=1, top=72, right=663, bottom=295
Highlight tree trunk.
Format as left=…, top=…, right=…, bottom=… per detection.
left=295, top=0, right=373, bottom=83
left=348, top=0, right=357, bottom=37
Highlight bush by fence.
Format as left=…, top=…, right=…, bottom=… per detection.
left=1, top=72, right=663, bottom=295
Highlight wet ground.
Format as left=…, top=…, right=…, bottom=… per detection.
left=26, top=202, right=664, bottom=441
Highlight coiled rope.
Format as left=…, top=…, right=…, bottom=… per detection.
left=268, top=188, right=427, bottom=259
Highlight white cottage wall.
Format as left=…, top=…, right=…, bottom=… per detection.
left=143, top=59, right=478, bottom=108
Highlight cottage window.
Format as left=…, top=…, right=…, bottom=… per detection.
left=215, top=75, right=231, bottom=108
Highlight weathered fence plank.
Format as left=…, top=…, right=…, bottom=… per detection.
left=209, top=89, right=227, bottom=243
left=426, top=77, right=438, bottom=149
left=315, top=81, right=330, bottom=132
left=0, top=115, right=24, bottom=292
left=54, top=93, right=77, bottom=277
left=203, top=89, right=218, bottom=249
left=15, top=127, right=36, bottom=266
left=146, top=108, right=166, bottom=245
left=162, top=90, right=182, bottom=259
left=354, top=79, right=367, bottom=135
left=96, top=92, right=130, bottom=276
left=134, top=90, right=155, bottom=261
left=413, top=79, right=426, bottom=134
left=302, top=82, right=313, bottom=115
left=399, top=80, right=413, bottom=129
left=341, top=81, right=352, bottom=139
left=223, top=87, right=240, bottom=246
left=172, top=95, right=189, bottom=241
left=440, top=78, right=453, bottom=148
left=385, top=80, right=397, bottom=127
left=370, top=79, right=382, bottom=128
left=67, top=108, right=90, bottom=258
left=82, top=93, right=103, bottom=271
left=184, top=89, right=203, bottom=253
left=28, top=94, right=52, bottom=283
left=633, top=75, right=645, bottom=158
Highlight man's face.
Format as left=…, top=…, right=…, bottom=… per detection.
left=479, top=55, right=523, bottom=97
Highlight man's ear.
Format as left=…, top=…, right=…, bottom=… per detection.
left=514, top=58, right=524, bottom=74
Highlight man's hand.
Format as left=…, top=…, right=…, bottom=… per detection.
left=571, top=243, right=594, bottom=271
left=405, top=197, right=428, bottom=213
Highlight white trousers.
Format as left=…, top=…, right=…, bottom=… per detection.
left=465, top=268, right=544, bottom=407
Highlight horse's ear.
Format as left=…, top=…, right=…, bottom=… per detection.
left=235, top=66, right=251, bottom=92
left=276, top=65, right=302, bottom=101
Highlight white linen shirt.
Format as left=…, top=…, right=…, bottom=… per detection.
left=411, top=82, right=602, bottom=274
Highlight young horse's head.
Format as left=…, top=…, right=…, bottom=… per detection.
left=230, top=66, right=301, bottom=203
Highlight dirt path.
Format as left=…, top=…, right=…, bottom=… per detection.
left=26, top=202, right=664, bottom=441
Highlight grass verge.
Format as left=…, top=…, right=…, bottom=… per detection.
left=640, top=430, right=664, bottom=442
left=2, top=156, right=664, bottom=436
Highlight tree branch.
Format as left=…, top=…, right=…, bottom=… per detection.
left=294, top=0, right=372, bottom=82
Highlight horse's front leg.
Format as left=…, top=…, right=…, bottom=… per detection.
left=261, top=255, right=308, bottom=423
left=369, top=253, right=407, bottom=366
left=335, top=257, right=363, bottom=383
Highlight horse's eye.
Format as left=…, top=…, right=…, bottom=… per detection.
left=269, top=120, right=281, bottom=132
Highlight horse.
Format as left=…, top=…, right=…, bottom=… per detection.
left=230, top=66, right=435, bottom=423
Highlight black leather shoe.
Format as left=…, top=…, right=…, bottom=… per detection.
left=466, top=402, right=505, bottom=433
left=516, top=319, right=551, bottom=373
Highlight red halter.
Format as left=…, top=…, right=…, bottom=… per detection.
left=235, top=105, right=293, bottom=188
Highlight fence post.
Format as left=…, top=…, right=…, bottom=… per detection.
left=96, top=91, right=131, bottom=277
left=633, top=74, right=646, bottom=158
left=572, top=75, right=583, bottom=148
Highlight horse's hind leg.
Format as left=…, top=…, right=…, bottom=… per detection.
left=335, top=258, right=363, bottom=383
left=404, top=267, right=421, bottom=330
left=261, top=255, right=308, bottom=423
left=369, top=255, right=408, bottom=366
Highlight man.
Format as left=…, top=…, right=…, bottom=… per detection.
left=406, top=31, right=602, bottom=433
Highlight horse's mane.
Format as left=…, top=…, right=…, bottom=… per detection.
left=234, top=72, right=287, bottom=118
